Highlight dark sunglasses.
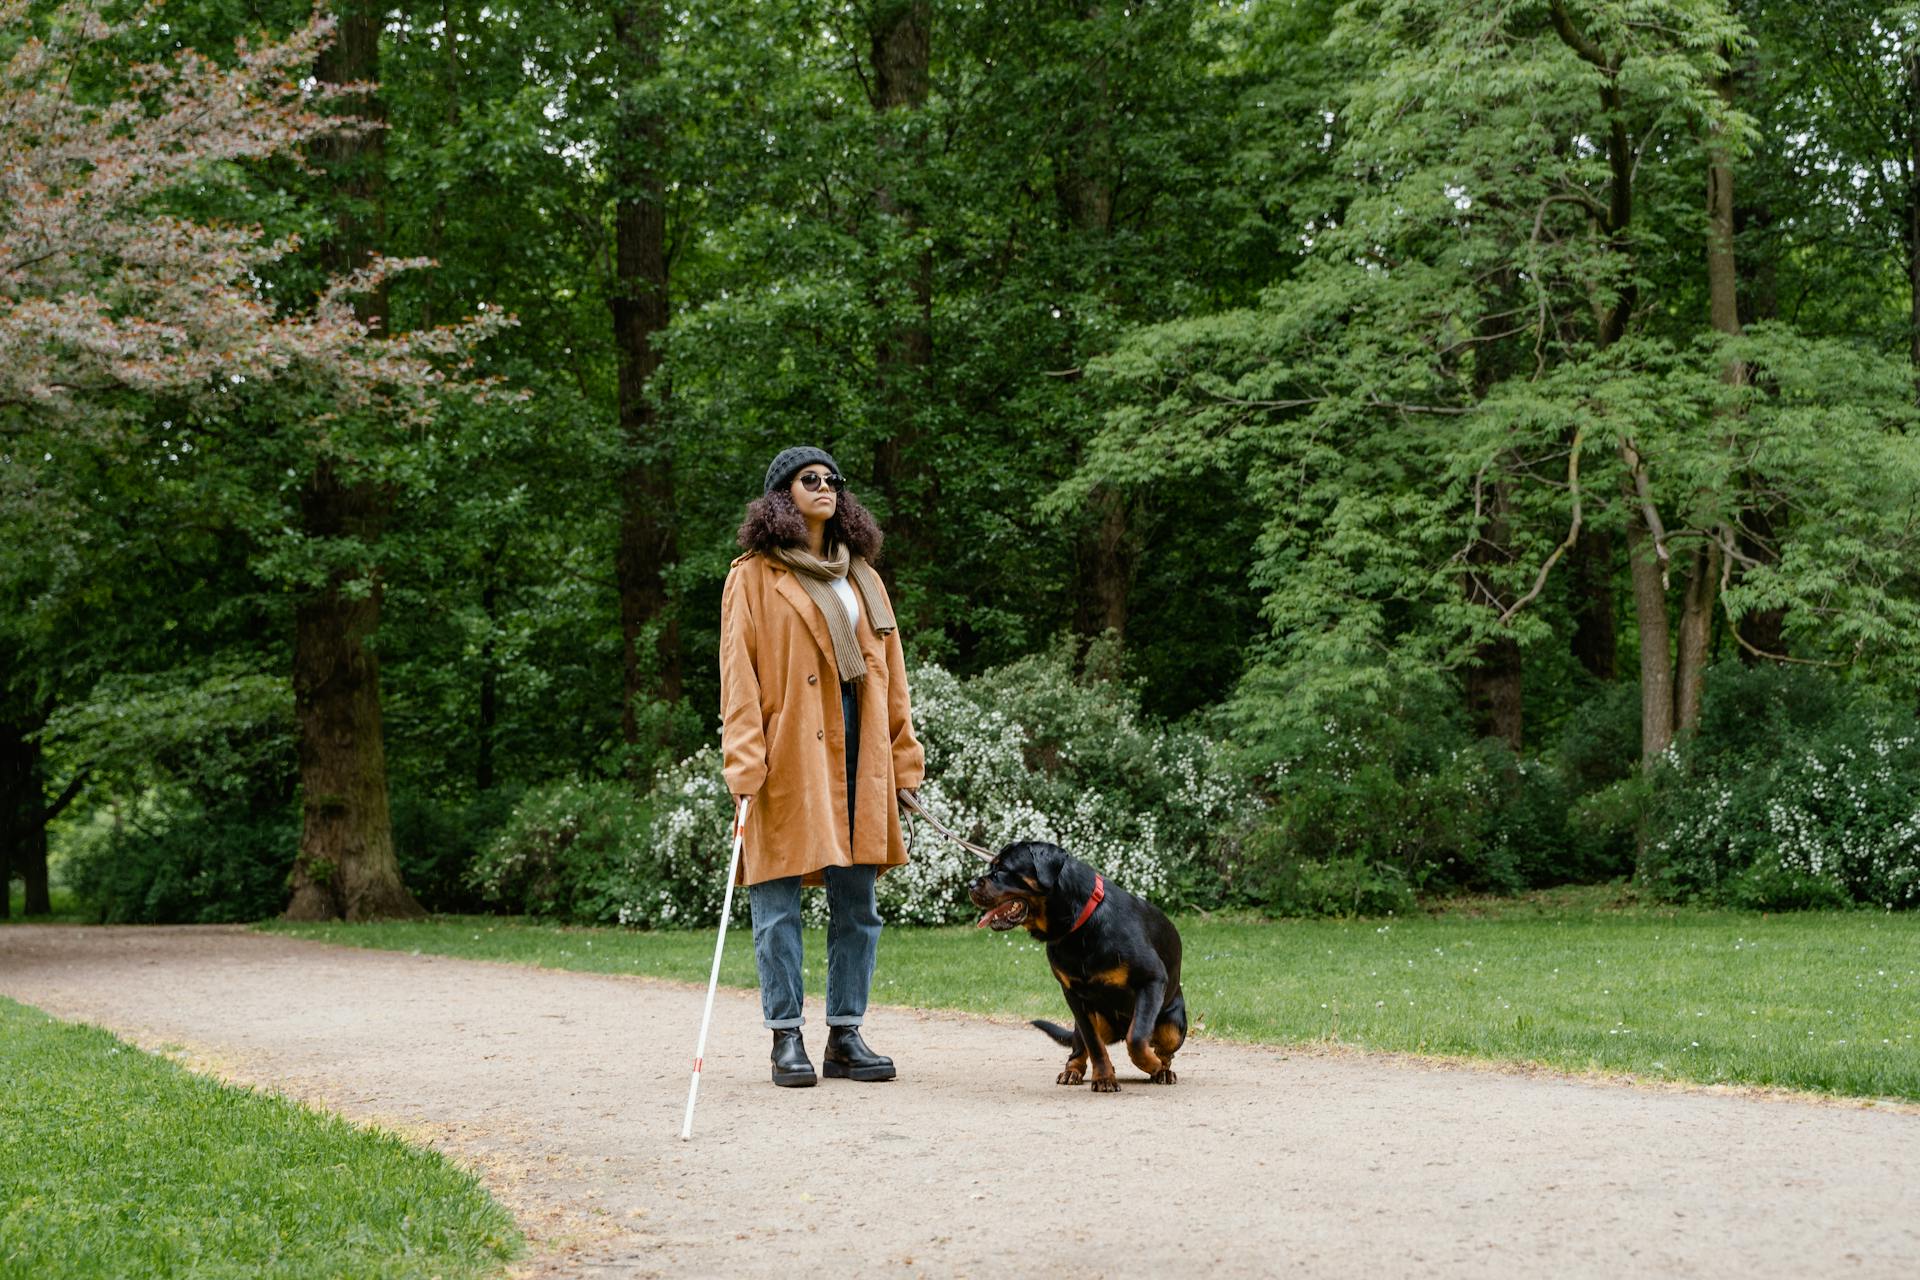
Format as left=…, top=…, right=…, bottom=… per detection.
left=796, top=470, right=846, bottom=492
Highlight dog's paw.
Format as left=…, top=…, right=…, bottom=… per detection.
left=1150, top=1067, right=1178, bottom=1085
left=1090, top=1076, right=1121, bottom=1093
left=1056, top=1068, right=1085, bottom=1085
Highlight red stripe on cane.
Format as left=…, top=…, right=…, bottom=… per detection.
left=694, top=1057, right=703, bottom=1073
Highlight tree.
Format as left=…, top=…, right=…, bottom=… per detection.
left=0, top=1, right=503, bottom=919
left=606, top=0, right=682, bottom=763
left=1065, top=0, right=1920, bottom=776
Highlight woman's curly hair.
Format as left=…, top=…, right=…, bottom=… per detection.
left=736, top=485, right=884, bottom=561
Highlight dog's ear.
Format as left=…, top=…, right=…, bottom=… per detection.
left=1029, top=843, right=1068, bottom=893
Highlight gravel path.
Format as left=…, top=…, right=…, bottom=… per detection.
left=2, top=925, right=1917, bottom=1278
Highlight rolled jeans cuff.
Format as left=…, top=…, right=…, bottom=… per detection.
left=764, top=1015, right=804, bottom=1031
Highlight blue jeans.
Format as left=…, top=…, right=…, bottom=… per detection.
left=748, top=680, right=880, bottom=1030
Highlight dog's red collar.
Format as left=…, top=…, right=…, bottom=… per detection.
left=1067, top=874, right=1105, bottom=934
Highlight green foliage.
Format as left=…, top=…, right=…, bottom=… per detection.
left=1555, top=680, right=1644, bottom=794
left=41, top=663, right=296, bottom=810
left=62, top=793, right=295, bottom=924
left=1643, top=664, right=1920, bottom=909
left=1229, top=847, right=1415, bottom=918
left=390, top=784, right=524, bottom=914
left=0, top=996, right=520, bottom=1278
left=15, top=0, right=1920, bottom=928
left=474, top=647, right=1250, bottom=928
left=466, top=778, right=654, bottom=923
left=1225, top=680, right=1590, bottom=909
left=886, top=645, right=1248, bottom=921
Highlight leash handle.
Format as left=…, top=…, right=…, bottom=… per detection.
left=897, top=789, right=995, bottom=861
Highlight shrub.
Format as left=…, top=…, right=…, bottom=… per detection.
left=478, top=644, right=1252, bottom=927
left=1555, top=679, right=1643, bottom=794
left=1228, top=836, right=1414, bottom=918
left=1226, top=681, right=1554, bottom=904
left=1642, top=664, right=1920, bottom=910
left=467, top=778, right=654, bottom=922
left=391, top=784, right=523, bottom=914
left=607, top=746, right=739, bottom=929
left=892, top=648, right=1244, bottom=922
left=64, top=792, right=295, bottom=923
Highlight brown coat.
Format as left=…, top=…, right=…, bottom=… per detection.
left=719, top=550, right=925, bottom=886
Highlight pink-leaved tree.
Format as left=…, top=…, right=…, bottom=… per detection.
left=0, top=1, right=509, bottom=918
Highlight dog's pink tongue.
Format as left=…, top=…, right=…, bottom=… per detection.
left=975, top=909, right=995, bottom=929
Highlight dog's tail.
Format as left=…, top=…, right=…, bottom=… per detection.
left=1031, top=1019, right=1075, bottom=1047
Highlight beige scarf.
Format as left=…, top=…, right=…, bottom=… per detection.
left=764, top=541, right=895, bottom=685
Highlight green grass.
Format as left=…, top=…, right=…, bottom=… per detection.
left=264, top=887, right=1920, bottom=1100
left=0, top=997, right=521, bottom=1280
left=1, top=884, right=87, bottom=923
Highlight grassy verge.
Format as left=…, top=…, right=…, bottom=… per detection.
left=0, top=997, right=520, bottom=1280
left=263, top=888, right=1920, bottom=1101
left=2, top=884, right=87, bottom=923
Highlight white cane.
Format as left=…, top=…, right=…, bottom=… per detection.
left=680, top=793, right=750, bottom=1141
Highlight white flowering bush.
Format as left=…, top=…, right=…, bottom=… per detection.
left=890, top=650, right=1247, bottom=922
left=1647, top=731, right=1920, bottom=910
left=479, top=644, right=1251, bottom=927
left=1643, top=664, right=1920, bottom=910
left=611, top=745, right=740, bottom=928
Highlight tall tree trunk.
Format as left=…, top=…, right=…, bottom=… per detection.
left=1, top=700, right=85, bottom=917
left=1568, top=529, right=1617, bottom=680
left=284, top=0, right=421, bottom=921
left=869, top=0, right=933, bottom=598
left=1625, top=510, right=1676, bottom=763
left=477, top=543, right=501, bottom=793
left=0, top=713, right=31, bottom=918
left=1465, top=478, right=1524, bottom=750
left=1908, top=49, right=1920, bottom=399
left=1466, top=634, right=1525, bottom=751
left=1071, top=487, right=1136, bottom=644
left=609, top=0, right=680, bottom=762
left=17, top=721, right=49, bottom=914
left=286, top=461, right=420, bottom=920
left=1058, top=3, right=1136, bottom=645
left=1673, top=543, right=1720, bottom=736
left=1674, top=55, right=1744, bottom=712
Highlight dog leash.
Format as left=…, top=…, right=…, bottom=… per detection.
left=897, top=789, right=995, bottom=862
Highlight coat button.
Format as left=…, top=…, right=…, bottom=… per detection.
left=816, top=729, right=824, bottom=740
left=807, top=674, right=818, bottom=685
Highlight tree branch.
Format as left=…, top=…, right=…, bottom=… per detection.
left=1499, top=424, right=1586, bottom=624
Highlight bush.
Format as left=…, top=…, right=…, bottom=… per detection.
left=1225, top=679, right=1575, bottom=905
left=64, top=792, right=295, bottom=923
left=1228, top=838, right=1414, bottom=918
left=1642, top=664, right=1920, bottom=910
left=894, top=644, right=1244, bottom=921
left=1555, top=679, right=1643, bottom=794
left=467, top=778, right=654, bottom=922
left=477, top=644, right=1251, bottom=927
left=391, top=785, right=523, bottom=913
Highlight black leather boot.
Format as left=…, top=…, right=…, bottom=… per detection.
left=771, top=1028, right=817, bottom=1088
left=823, top=1025, right=896, bottom=1081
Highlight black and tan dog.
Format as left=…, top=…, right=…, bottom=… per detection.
left=967, top=840, right=1186, bottom=1093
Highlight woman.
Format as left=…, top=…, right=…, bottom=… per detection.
left=719, top=445, right=925, bottom=1087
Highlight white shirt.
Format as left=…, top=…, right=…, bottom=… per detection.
left=829, top=575, right=860, bottom=632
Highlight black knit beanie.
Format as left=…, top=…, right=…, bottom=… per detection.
left=763, top=445, right=841, bottom=496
